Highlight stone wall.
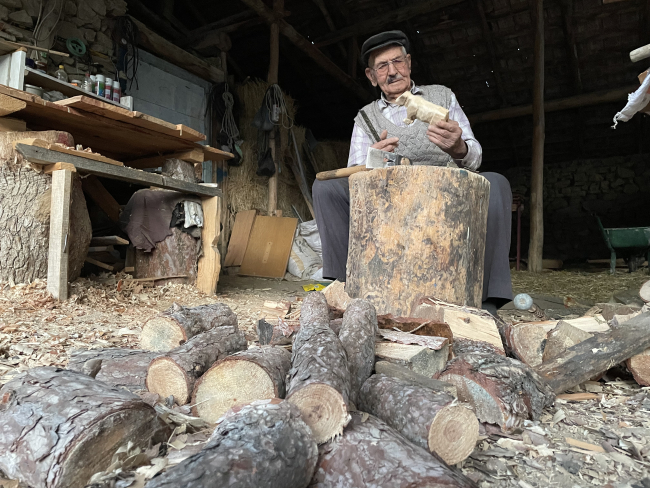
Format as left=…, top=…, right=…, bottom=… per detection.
left=503, top=153, right=650, bottom=261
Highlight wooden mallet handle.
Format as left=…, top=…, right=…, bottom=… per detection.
left=316, top=165, right=370, bottom=180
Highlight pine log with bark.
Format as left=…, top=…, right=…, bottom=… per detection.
left=140, top=302, right=237, bottom=351
left=309, top=412, right=478, bottom=488
left=146, top=399, right=318, bottom=488
left=257, top=318, right=344, bottom=345
left=287, top=292, right=351, bottom=444
left=191, top=346, right=291, bottom=423
left=453, top=338, right=506, bottom=357
left=146, top=326, right=247, bottom=405
left=359, top=374, right=479, bottom=465
left=67, top=348, right=158, bottom=391
left=338, top=299, right=377, bottom=406
left=0, top=367, right=165, bottom=488
left=438, top=353, right=554, bottom=432
left=374, top=360, right=458, bottom=396
left=0, top=131, right=92, bottom=284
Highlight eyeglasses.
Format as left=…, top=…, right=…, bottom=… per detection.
left=372, top=55, right=408, bottom=75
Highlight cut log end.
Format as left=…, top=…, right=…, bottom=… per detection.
left=192, top=360, right=276, bottom=423
left=146, top=358, right=191, bottom=405
left=428, top=404, right=479, bottom=465
left=441, top=374, right=505, bottom=427
left=627, top=349, right=650, bottom=386
left=287, top=383, right=350, bottom=444
left=140, top=317, right=185, bottom=352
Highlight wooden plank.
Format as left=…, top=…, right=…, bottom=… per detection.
left=0, top=117, right=26, bottom=132
left=43, top=162, right=76, bottom=174
left=47, top=169, right=73, bottom=300
left=13, top=138, right=124, bottom=166
left=224, top=210, right=257, bottom=267
left=196, top=194, right=221, bottom=295
left=202, top=145, right=234, bottom=161
left=84, top=257, right=114, bottom=271
left=15, top=144, right=222, bottom=198
left=557, top=392, right=599, bottom=401
left=239, top=216, right=298, bottom=278
left=127, top=148, right=204, bottom=169
left=0, top=92, right=26, bottom=116
left=91, top=236, right=129, bottom=246
left=81, top=175, right=121, bottom=223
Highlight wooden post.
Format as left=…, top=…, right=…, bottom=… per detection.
left=47, top=168, right=73, bottom=300
left=197, top=192, right=222, bottom=295
left=219, top=50, right=230, bottom=262
left=528, top=0, right=545, bottom=273
left=267, top=0, right=282, bottom=216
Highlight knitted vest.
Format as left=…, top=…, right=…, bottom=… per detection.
left=354, top=84, right=454, bottom=166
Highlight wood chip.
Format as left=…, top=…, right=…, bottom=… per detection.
left=565, top=437, right=606, bottom=453
left=557, top=393, right=600, bottom=401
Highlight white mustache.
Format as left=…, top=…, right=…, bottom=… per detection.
left=387, top=74, right=404, bottom=83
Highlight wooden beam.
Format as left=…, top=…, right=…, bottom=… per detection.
left=529, top=0, right=545, bottom=273
left=129, top=0, right=185, bottom=41
left=184, top=11, right=256, bottom=44
left=314, top=0, right=465, bottom=47
left=43, top=162, right=76, bottom=174
left=126, top=148, right=204, bottom=169
left=81, top=175, right=121, bottom=223
left=15, top=144, right=222, bottom=198
left=267, top=0, right=282, bottom=217
left=129, top=16, right=224, bottom=84
left=0, top=93, right=26, bottom=116
left=312, top=0, right=348, bottom=58
left=476, top=0, right=509, bottom=105
left=347, top=36, right=359, bottom=78
left=468, top=85, right=636, bottom=123
left=561, top=0, right=582, bottom=93
left=238, top=0, right=372, bottom=101
left=47, top=169, right=73, bottom=300
left=196, top=194, right=221, bottom=295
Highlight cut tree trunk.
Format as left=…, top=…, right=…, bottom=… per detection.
left=257, top=317, right=346, bottom=345
left=146, top=399, right=318, bottom=488
left=411, top=297, right=505, bottom=354
left=146, top=326, right=247, bottom=405
left=309, top=411, right=479, bottom=488
left=140, top=302, right=237, bottom=352
left=287, top=292, right=351, bottom=444
left=0, top=367, right=165, bottom=488
left=135, top=227, right=200, bottom=284
left=542, top=321, right=593, bottom=363
left=359, top=374, right=479, bottom=465
left=67, top=348, right=158, bottom=391
left=191, top=346, right=291, bottom=423
left=346, top=166, right=490, bottom=315
left=536, top=312, right=650, bottom=393
left=338, top=299, right=377, bottom=406
left=374, top=360, right=457, bottom=396
left=438, top=353, right=554, bottom=432
left=162, top=158, right=198, bottom=182
left=375, top=342, right=448, bottom=377
left=0, top=131, right=92, bottom=284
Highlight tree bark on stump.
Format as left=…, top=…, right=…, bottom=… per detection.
left=359, top=374, right=479, bottom=465
left=67, top=348, right=158, bottom=391
left=346, top=166, right=490, bottom=315
left=146, top=326, right=247, bottom=405
left=191, top=346, right=291, bottom=423
left=309, top=412, right=478, bottom=488
left=0, top=131, right=92, bottom=284
left=437, top=353, right=554, bottom=432
left=140, top=302, right=237, bottom=352
left=338, top=299, right=377, bottom=406
left=0, top=367, right=164, bottom=488
left=374, top=361, right=458, bottom=396
left=146, top=399, right=318, bottom=488
left=287, top=292, right=351, bottom=444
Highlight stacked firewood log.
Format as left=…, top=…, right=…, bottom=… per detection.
left=1, top=278, right=650, bottom=488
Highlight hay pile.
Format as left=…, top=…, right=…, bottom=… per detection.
left=225, top=80, right=310, bottom=234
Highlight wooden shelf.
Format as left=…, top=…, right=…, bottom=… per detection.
left=24, top=68, right=129, bottom=109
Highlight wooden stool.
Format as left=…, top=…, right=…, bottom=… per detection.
left=346, top=166, right=490, bottom=316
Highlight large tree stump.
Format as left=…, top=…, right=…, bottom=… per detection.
left=191, top=346, right=291, bottom=423
left=67, top=348, right=158, bottom=391
left=359, top=374, right=479, bottom=465
left=0, top=367, right=164, bottom=488
left=338, top=299, right=377, bottom=407
left=438, top=353, right=554, bottom=432
left=146, top=399, right=318, bottom=488
left=140, top=302, right=237, bottom=352
left=0, top=131, right=91, bottom=284
left=310, top=412, right=478, bottom=488
left=146, top=326, right=247, bottom=405
left=287, top=292, right=351, bottom=444
left=346, top=166, right=490, bottom=315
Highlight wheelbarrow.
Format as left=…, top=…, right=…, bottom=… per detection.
left=595, top=215, right=650, bottom=274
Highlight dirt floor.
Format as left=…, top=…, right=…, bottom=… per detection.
left=1, top=269, right=649, bottom=487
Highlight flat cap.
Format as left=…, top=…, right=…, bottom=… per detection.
left=361, top=30, right=410, bottom=67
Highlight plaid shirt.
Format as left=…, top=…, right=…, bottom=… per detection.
left=347, top=83, right=482, bottom=170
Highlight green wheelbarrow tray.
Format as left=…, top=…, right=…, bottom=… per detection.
left=595, top=215, right=650, bottom=274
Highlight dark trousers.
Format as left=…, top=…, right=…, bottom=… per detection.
left=312, top=172, right=513, bottom=302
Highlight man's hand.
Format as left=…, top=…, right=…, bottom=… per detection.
left=371, top=129, right=399, bottom=153
left=426, top=120, right=468, bottom=160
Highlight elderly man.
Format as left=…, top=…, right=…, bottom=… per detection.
left=312, top=30, right=513, bottom=315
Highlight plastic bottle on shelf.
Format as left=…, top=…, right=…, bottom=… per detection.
left=95, top=74, right=105, bottom=97
left=83, top=73, right=92, bottom=92
left=105, top=77, right=113, bottom=100
left=55, top=65, right=68, bottom=82
left=112, top=80, right=121, bottom=103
